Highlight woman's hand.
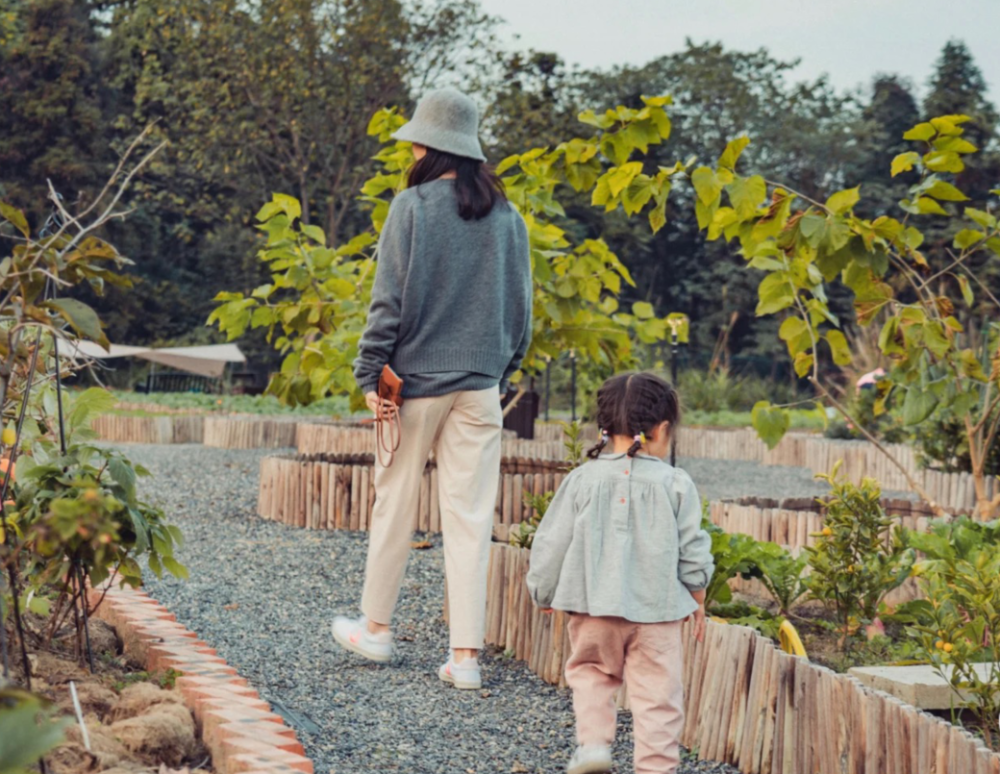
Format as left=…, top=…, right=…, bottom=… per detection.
left=366, top=391, right=396, bottom=419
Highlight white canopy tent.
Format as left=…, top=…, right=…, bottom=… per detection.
left=66, top=341, right=246, bottom=379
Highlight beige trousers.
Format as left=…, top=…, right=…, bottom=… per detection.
left=361, top=387, right=503, bottom=649
left=566, top=615, right=685, bottom=774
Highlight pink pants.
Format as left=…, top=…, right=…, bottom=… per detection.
left=565, top=614, right=685, bottom=774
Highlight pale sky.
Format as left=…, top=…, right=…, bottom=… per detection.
left=477, top=0, right=1000, bottom=106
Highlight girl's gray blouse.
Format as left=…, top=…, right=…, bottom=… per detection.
left=526, top=453, right=714, bottom=623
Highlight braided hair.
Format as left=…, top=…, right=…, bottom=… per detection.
left=586, top=372, right=681, bottom=459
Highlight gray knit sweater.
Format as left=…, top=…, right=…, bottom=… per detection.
left=354, top=179, right=533, bottom=397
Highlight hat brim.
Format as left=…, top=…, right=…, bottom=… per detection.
left=392, top=122, right=487, bottom=163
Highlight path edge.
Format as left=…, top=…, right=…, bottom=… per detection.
left=87, top=580, right=316, bottom=774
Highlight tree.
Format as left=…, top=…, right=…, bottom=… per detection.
left=0, top=0, right=105, bottom=222
left=691, top=115, right=1000, bottom=518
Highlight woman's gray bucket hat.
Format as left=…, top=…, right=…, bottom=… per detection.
left=392, top=88, right=487, bottom=162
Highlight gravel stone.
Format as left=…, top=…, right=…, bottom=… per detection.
left=131, top=443, right=836, bottom=773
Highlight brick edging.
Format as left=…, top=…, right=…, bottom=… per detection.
left=87, top=581, right=314, bottom=774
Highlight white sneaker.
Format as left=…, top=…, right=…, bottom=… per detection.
left=567, top=744, right=612, bottom=774
left=331, top=616, right=393, bottom=663
left=437, top=657, right=482, bottom=690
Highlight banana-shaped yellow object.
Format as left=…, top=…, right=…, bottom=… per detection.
left=778, top=619, right=807, bottom=658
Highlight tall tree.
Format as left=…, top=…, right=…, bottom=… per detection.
left=0, top=0, right=105, bottom=222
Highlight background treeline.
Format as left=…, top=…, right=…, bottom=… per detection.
left=1, top=0, right=998, bottom=380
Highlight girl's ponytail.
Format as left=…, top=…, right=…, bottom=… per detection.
left=586, top=429, right=611, bottom=460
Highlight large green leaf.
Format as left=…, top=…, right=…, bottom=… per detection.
left=0, top=690, right=69, bottom=773
left=45, top=298, right=109, bottom=349
left=718, top=136, right=750, bottom=170
left=825, top=186, right=860, bottom=214
left=825, top=330, right=852, bottom=366
left=751, top=401, right=791, bottom=450
left=69, top=387, right=117, bottom=431
left=0, top=202, right=29, bottom=237
left=727, top=175, right=766, bottom=220
left=691, top=167, right=723, bottom=206
left=902, top=387, right=939, bottom=426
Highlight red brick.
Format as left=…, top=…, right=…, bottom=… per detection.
left=226, top=749, right=313, bottom=774
left=201, top=696, right=273, bottom=715
left=221, top=731, right=305, bottom=758
left=203, top=708, right=286, bottom=747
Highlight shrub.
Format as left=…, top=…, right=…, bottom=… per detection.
left=896, top=517, right=1000, bottom=746
left=803, top=467, right=914, bottom=650
left=9, top=389, right=187, bottom=648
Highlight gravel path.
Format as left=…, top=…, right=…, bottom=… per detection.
left=131, top=444, right=837, bottom=773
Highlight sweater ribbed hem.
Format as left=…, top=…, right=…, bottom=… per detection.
left=391, top=348, right=511, bottom=379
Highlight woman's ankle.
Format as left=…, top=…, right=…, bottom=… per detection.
left=452, top=647, right=478, bottom=663
left=367, top=619, right=391, bottom=635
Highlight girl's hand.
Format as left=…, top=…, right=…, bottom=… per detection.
left=688, top=603, right=706, bottom=643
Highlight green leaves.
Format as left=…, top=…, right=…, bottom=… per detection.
left=825, top=330, right=851, bottom=366
left=924, top=180, right=968, bottom=202
left=45, top=298, right=109, bottom=349
left=0, top=202, right=29, bottom=237
left=890, top=152, right=920, bottom=177
left=691, top=166, right=724, bottom=205
left=728, top=175, right=766, bottom=219
left=825, top=186, right=860, bottom=214
left=718, top=136, right=750, bottom=170
left=903, top=122, right=935, bottom=141
left=755, top=272, right=795, bottom=316
left=902, top=387, right=939, bottom=426
left=752, top=401, right=791, bottom=450
left=0, top=689, right=69, bottom=774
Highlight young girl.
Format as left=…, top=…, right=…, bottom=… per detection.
left=526, top=373, right=713, bottom=774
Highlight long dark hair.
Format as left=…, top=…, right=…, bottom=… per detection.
left=586, top=372, right=682, bottom=459
left=407, top=146, right=507, bottom=221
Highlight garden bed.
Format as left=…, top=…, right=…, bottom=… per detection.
left=481, top=542, right=1000, bottom=774
left=7, top=615, right=212, bottom=774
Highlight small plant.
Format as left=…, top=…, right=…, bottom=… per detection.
left=895, top=516, right=1000, bottom=748
left=558, top=420, right=586, bottom=470
left=709, top=600, right=783, bottom=640
left=511, top=422, right=585, bottom=549
left=756, top=549, right=808, bottom=617
left=803, top=466, right=915, bottom=650
left=509, top=491, right=555, bottom=550
left=701, top=517, right=767, bottom=607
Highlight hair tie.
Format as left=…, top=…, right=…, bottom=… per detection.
left=600, top=429, right=610, bottom=441
left=634, top=433, right=645, bottom=445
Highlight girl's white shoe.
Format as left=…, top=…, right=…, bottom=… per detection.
left=567, top=744, right=613, bottom=774
left=331, top=615, right=393, bottom=663
left=437, top=656, right=482, bottom=690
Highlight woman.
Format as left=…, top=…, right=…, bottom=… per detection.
left=333, top=88, right=532, bottom=690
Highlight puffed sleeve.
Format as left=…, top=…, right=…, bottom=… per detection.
left=526, top=471, right=580, bottom=608
left=672, top=470, right=714, bottom=591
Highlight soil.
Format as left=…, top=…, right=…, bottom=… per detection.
left=4, top=616, right=211, bottom=774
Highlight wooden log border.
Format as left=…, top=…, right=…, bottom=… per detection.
left=482, top=542, right=1000, bottom=774
left=258, top=452, right=568, bottom=536
left=203, top=415, right=300, bottom=449
left=92, top=414, right=205, bottom=444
